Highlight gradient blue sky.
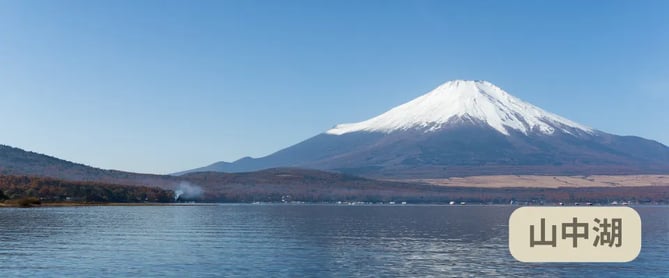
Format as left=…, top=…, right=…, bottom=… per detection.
left=1, top=0, right=668, bottom=174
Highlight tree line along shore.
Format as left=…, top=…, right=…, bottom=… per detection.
left=0, top=175, right=174, bottom=207
left=3, top=173, right=669, bottom=207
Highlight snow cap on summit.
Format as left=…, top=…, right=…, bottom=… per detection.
left=326, top=80, right=592, bottom=136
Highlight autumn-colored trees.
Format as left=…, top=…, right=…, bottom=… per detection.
left=0, top=175, right=174, bottom=203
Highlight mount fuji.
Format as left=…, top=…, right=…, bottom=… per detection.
left=182, top=80, right=669, bottom=178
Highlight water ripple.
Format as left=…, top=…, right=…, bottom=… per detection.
left=0, top=205, right=667, bottom=277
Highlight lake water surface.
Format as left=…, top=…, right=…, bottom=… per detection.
left=0, top=205, right=667, bottom=277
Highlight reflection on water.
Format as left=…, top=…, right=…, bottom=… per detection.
left=0, top=205, right=667, bottom=277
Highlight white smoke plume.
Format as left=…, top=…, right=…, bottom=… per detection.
left=174, top=181, right=204, bottom=201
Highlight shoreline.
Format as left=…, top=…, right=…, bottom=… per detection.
left=0, top=202, right=216, bottom=208
left=3, top=184, right=669, bottom=208
left=2, top=201, right=668, bottom=208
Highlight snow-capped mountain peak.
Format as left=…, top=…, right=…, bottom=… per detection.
left=326, top=80, right=593, bottom=136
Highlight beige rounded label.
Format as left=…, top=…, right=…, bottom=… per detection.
left=509, top=207, right=641, bottom=262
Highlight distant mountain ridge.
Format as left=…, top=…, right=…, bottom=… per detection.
left=182, top=80, right=669, bottom=177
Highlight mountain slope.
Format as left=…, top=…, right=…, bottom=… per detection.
left=183, top=80, right=669, bottom=178
left=0, top=144, right=179, bottom=188
left=176, top=168, right=669, bottom=204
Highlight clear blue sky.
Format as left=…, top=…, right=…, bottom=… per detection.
left=1, top=0, right=668, bottom=174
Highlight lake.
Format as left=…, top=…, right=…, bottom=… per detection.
left=0, top=205, right=667, bottom=277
